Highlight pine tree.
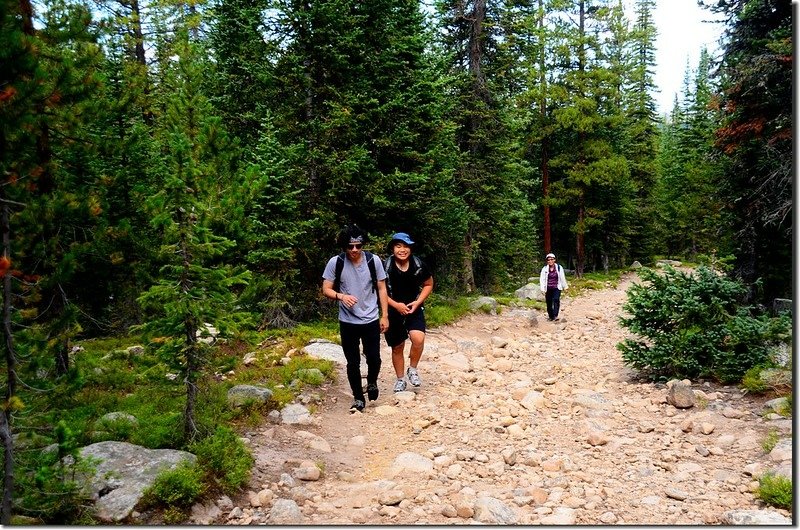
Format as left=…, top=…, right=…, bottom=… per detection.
left=707, top=0, right=791, bottom=301
left=208, top=0, right=276, bottom=145
left=546, top=0, right=633, bottom=275
left=136, top=31, right=250, bottom=440
left=621, top=0, right=660, bottom=262
left=257, top=0, right=466, bottom=299
left=655, top=48, right=730, bottom=261
left=434, top=0, right=536, bottom=291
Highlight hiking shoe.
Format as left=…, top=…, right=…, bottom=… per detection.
left=367, top=383, right=379, bottom=401
left=393, top=378, right=407, bottom=393
left=350, top=399, right=365, bottom=413
left=406, top=367, right=421, bottom=387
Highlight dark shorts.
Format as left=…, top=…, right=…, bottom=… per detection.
left=385, top=308, right=426, bottom=348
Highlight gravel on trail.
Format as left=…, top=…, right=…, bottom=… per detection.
left=213, top=273, right=792, bottom=525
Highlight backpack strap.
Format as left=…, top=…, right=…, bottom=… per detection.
left=383, top=256, right=394, bottom=297
left=333, top=252, right=346, bottom=294
left=412, top=255, right=423, bottom=276
left=333, top=251, right=378, bottom=294
left=364, top=251, right=378, bottom=293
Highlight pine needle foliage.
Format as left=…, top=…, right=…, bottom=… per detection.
left=618, top=266, right=791, bottom=383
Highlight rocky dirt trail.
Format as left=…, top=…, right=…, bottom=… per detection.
left=204, top=273, right=793, bottom=525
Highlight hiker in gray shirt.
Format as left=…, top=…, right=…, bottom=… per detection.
left=321, top=225, right=389, bottom=413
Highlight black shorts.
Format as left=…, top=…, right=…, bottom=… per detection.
left=385, top=307, right=426, bottom=348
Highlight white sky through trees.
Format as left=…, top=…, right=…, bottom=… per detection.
left=648, top=0, right=725, bottom=114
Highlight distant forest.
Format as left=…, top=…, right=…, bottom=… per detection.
left=1, top=0, right=791, bottom=348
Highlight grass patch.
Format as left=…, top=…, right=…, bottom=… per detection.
left=425, top=294, right=473, bottom=328
left=566, top=270, right=625, bottom=297
left=776, top=394, right=792, bottom=417
left=761, top=430, right=780, bottom=453
left=141, top=461, right=206, bottom=510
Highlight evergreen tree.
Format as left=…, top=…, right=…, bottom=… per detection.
left=234, top=116, right=309, bottom=326
left=654, top=51, right=728, bottom=260
left=705, top=0, right=791, bottom=301
left=261, top=0, right=466, bottom=300
left=434, top=0, right=536, bottom=291
left=546, top=0, right=633, bottom=275
left=17, top=0, right=106, bottom=376
left=621, top=0, right=659, bottom=262
left=136, top=31, right=250, bottom=440
left=0, top=0, right=103, bottom=517
left=503, top=0, right=561, bottom=257
left=208, top=0, right=276, bottom=145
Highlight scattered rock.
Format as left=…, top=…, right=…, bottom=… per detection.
left=227, top=385, right=273, bottom=407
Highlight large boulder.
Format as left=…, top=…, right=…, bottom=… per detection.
left=227, top=385, right=273, bottom=407
left=514, top=283, right=544, bottom=301
left=77, top=441, right=196, bottom=522
left=302, top=340, right=346, bottom=365
left=470, top=297, right=498, bottom=315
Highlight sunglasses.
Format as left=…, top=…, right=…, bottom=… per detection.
left=347, top=243, right=363, bottom=250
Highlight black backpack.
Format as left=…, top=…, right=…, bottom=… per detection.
left=333, top=251, right=378, bottom=295
left=383, top=255, right=423, bottom=298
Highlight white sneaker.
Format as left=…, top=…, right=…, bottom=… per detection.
left=406, top=367, right=421, bottom=387
left=393, top=378, right=407, bottom=392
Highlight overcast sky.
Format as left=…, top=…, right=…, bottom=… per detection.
left=649, top=0, right=725, bottom=114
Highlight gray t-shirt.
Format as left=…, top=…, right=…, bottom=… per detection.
left=322, top=252, right=387, bottom=324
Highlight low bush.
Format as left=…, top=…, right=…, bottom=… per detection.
left=756, top=473, right=792, bottom=510
left=617, top=266, right=791, bottom=383
left=14, top=422, right=96, bottom=524
left=761, top=430, right=779, bottom=453
left=742, top=365, right=772, bottom=393
left=141, top=461, right=205, bottom=509
left=191, top=426, right=254, bottom=493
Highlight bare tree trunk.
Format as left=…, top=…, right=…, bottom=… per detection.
left=129, top=0, right=153, bottom=125
left=183, top=331, right=199, bottom=441
left=177, top=209, right=199, bottom=440
left=130, top=0, right=146, bottom=66
left=1, top=204, right=16, bottom=399
left=0, top=201, right=16, bottom=524
left=576, top=202, right=585, bottom=277
left=462, top=231, right=476, bottom=293
left=542, top=139, right=551, bottom=254
left=462, top=0, right=487, bottom=290
left=19, top=0, right=34, bottom=34
left=0, top=409, right=13, bottom=525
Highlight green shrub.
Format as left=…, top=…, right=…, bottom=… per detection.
left=191, top=426, right=254, bottom=493
left=742, top=365, right=771, bottom=393
left=15, top=422, right=96, bottom=523
left=756, top=473, right=792, bottom=510
left=761, top=430, right=779, bottom=452
left=162, top=506, right=188, bottom=525
left=778, top=394, right=792, bottom=416
left=142, top=462, right=205, bottom=508
left=294, top=368, right=325, bottom=385
left=617, top=266, right=791, bottom=383
left=129, top=412, right=184, bottom=448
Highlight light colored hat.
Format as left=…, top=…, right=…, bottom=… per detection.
left=545, top=253, right=556, bottom=259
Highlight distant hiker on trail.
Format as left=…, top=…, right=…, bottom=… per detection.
left=321, top=225, right=389, bottom=413
left=539, top=252, right=568, bottom=321
left=383, top=232, right=433, bottom=393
